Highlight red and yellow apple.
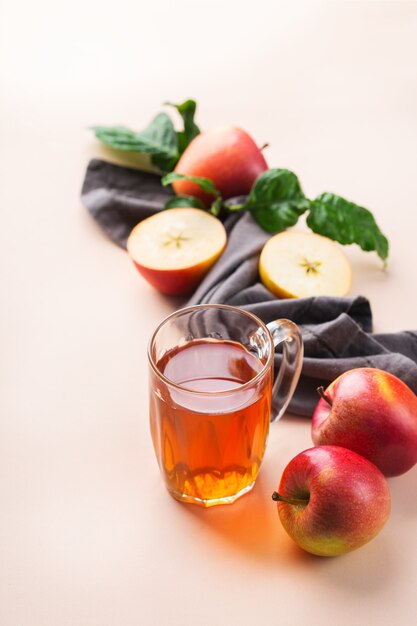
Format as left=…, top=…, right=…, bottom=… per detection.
left=173, top=126, right=268, bottom=205
left=273, top=446, right=391, bottom=557
left=311, top=368, right=417, bottom=477
left=127, top=208, right=227, bottom=295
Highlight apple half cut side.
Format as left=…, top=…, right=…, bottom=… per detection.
left=259, top=231, right=352, bottom=298
left=127, top=208, right=227, bottom=295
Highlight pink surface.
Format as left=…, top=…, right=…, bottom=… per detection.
left=1, top=1, right=417, bottom=625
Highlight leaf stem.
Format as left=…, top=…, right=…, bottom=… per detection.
left=226, top=203, right=245, bottom=212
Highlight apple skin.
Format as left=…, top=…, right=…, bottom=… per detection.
left=173, top=126, right=268, bottom=206
left=131, top=248, right=224, bottom=296
left=274, top=446, right=391, bottom=557
left=311, top=368, right=417, bottom=477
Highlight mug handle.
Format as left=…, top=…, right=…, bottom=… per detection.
left=266, top=319, right=304, bottom=422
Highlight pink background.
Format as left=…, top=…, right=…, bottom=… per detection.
left=1, top=1, right=417, bottom=624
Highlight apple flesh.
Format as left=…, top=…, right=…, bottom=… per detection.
left=259, top=231, right=352, bottom=298
left=311, top=368, right=417, bottom=477
left=173, top=126, right=268, bottom=206
left=127, top=208, right=227, bottom=295
left=273, top=446, right=390, bottom=557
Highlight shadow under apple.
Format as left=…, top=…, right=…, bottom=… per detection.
left=388, top=466, right=417, bottom=517
left=175, top=469, right=397, bottom=594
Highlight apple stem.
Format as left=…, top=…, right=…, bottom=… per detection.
left=271, top=491, right=309, bottom=506
left=317, top=385, right=332, bottom=407
left=260, top=143, right=269, bottom=151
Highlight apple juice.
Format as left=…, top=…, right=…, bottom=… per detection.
left=149, top=339, right=272, bottom=505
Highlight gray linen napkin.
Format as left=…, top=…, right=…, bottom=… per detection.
left=81, top=159, right=174, bottom=247
left=81, top=159, right=417, bottom=416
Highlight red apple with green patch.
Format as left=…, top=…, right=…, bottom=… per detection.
left=311, top=368, right=417, bottom=477
left=172, top=126, right=268, bottom=206
left=272, top=446, right=391, bottom=557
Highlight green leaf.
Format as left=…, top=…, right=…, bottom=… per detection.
left=244, top=169, right=310, bottom=232
left=164, top=195, right=206, bottom=210
left=307, top=193, right=389, bottom=262
left=92, top=113, right=179, bottom=171
left=166, top=99, right=200, bottom=152
left=139, top=113, right=178, bottom=171
left=161, top=172, right=220, bottom=198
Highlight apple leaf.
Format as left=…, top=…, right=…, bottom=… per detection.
left=161, top=172, right=221, bottom=198
left=243, top=169, right=310, bottom=232
left=92, top=113, right=179, bottom=172
left=307, top=193, right=389, bottom=262
left=165, top=99, right=200, bottom=152
left=164, top=194, right=206, bottom=210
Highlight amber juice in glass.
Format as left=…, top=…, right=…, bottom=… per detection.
left=148, top=305, right=303, bottom=507
left=150, top=338, right=272, bottom=505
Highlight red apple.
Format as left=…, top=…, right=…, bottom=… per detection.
left=273, top=446, right=391, bottom=557
left=127, top=208, right=227, bottom=295
left=173, top=126, right=268, bottom=206
left=311, top=368, right=417, bottom=477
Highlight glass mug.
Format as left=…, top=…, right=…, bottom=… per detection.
left=148, top=304, right=303, bottom=507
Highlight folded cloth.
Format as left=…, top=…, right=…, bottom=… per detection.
left=81, top=159, right=417, bottom=416
left=81, top=159, right=174, bottom=247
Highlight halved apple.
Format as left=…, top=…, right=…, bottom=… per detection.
left=127, top=208, right=227, bottom=295
left=259, top=231, right=352, bottom=298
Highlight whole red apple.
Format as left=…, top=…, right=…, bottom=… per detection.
left=173, top=126, right=268, bottom=206
left=273, top=446, right=390, bottom=557
left=311, top=368, right=417, bottom=477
